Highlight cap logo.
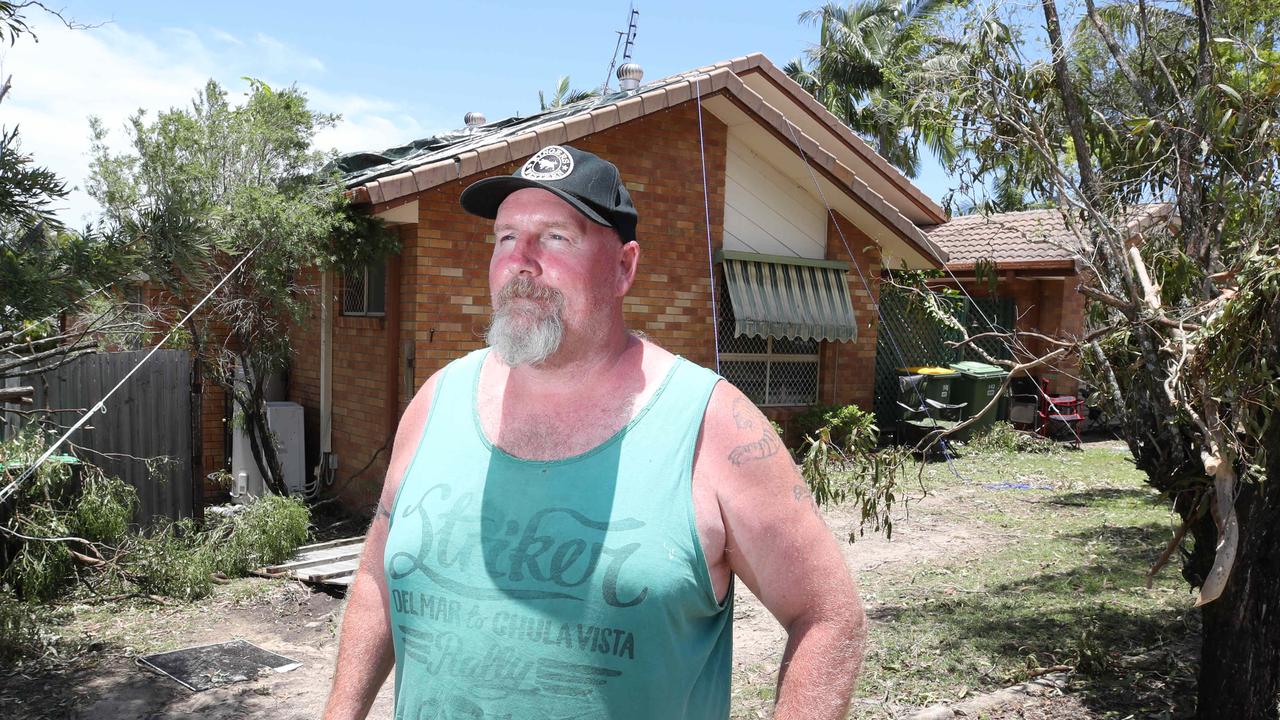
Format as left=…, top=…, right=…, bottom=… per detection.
left=521, top=146, right=574, bottom=181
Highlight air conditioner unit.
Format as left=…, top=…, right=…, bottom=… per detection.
left=230, top=401, right=306, bottom=502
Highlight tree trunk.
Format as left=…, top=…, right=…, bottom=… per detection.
left=243, top=394, right=288, bottom=497
left=1195, top=435, right=1280, bottom=719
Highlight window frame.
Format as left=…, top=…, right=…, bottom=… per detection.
left=341, top=261, right=387, bottom=317
left=716, top=273, right=821, bottom=407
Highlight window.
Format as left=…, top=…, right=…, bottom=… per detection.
left=342, top=261, right=386, bottom=316
left=717, top=277, right=821, bottom=406
left=713, top=251, right=858, bottom=407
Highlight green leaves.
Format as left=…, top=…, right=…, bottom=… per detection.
left=87, top=79, right=395, bottom=492
left=0, top=224, right=134, bottom=331
left=789, top=0, right=966, bottom=177
left=538, top=75, right=598, bottom=111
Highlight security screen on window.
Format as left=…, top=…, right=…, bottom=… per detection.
left=342, top=262, right=386, bottom=316
left=717, top=283, right=819, bottom=406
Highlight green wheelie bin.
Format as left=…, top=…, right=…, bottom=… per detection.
left=948, top=361, right=1009, bottom=440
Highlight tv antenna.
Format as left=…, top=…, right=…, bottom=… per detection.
left=601, top=4, right=639, bottom=95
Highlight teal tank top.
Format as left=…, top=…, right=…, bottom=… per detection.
left=384, top=348, right=733, bottom=720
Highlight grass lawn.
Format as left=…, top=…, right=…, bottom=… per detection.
left=843, top=440, right=1199, bottom=718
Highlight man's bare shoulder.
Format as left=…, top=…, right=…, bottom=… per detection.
left=633, top=334, right=677, bottom=371
left=401, top=367, right=445, bottom=433
left=695, top=380, right=787, bottom=478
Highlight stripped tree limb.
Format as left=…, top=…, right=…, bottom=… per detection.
left=0, top=386, right=33, bottom=403
left=1147, top=490, right=1208, bottom=588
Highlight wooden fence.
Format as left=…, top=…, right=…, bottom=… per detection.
left=3, top=350, right=196, bottom=524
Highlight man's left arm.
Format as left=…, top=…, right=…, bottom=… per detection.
left=695, top=382, right=867, bottom=719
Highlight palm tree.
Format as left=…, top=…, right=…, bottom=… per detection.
left=538, top=76, right=599, bottom=112
left=787, top=0, right=965, bottom=177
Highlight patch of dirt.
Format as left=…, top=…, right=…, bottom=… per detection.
left=730, top=483, right=998, bottom=681
left=945, top=694, right=1098, bottom=719
left=0, top=581, right=393, bottom=720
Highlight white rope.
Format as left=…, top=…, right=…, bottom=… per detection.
left=693, top=75, right=722, bottom=375
left=0, top=244, right=262, bottom=505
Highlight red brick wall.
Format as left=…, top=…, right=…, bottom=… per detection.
left=819, top=212, right=882, bottom=410
left=1041, top=278, right=1084, bottom=395
left=288, top=266, right=323, bottom=496
left=399, top=102, right=729, bottom=397
left=288, top=233, right=413, bottom=512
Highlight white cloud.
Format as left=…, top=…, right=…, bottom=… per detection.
left=252, top=32, right=325, bottom=74
left=208, top=28, right=242, bottom=47
left=0, top=22, right=423, bottom=226
left=302, top=86, right=437, bottom=156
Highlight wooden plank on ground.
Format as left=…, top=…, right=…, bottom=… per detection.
left=264, top=543, right=363, bottom=573
left=258, top=535, right=364, bottom=587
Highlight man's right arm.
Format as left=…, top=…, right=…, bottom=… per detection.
left=322, top=371, right=441, bottom=720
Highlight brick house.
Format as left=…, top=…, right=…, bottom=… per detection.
left=921, top=204, right=1177, bottom=395
left=283, top=54, right=950, bottom=510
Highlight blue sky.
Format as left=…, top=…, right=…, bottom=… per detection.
left=2, top=0, right=955, bottom=225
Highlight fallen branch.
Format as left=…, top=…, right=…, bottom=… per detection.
left=70, top=549, right=106, bottom=566
left=0, top=386, right=34, bottom=403
left=1026, top=664, right=1074, bottom=679
left=1079, top=284, right=1202, bottom=331
left=1146, top=490, right=1208, bottom=588
left=916, top=348, right=1069, bottom=454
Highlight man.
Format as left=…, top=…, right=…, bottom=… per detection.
left=323, top=145, right=865, bottom=719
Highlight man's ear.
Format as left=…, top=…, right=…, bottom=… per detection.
left=616, top=240, right=640, bottom=297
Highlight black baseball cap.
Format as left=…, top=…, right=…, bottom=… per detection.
left=460, top=145, right=638, bottom=243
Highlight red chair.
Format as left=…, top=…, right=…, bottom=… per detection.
left=1037, top=378, right=1084, bottom=447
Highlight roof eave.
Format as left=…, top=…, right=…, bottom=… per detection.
left=945, top=259, right=1079, bottom=274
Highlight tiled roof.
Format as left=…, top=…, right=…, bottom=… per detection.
left=922, top=204, right=1175, bottom=268
left=333, top=59, right=752, bottom=198
left=333, top=53, right=948, bottom=267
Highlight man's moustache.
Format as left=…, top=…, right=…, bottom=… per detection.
left=498, top=277, right=562, bottom=304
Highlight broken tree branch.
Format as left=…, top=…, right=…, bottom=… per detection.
left=1147, top=490, right=1209, bottom=588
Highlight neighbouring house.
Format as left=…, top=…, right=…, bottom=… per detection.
left=921, top=204, right=1178, bottom=396
left=275, top=53, right=950, bottom=511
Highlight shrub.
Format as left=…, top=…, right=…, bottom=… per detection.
left=126, top=518, right=216, bottom=600
left=72, top=473, right=136, bottom=544
left=795, top=404, right=912, bottom=540
left=126, top=496, right=311, bottom=601
left=0, top=596, right=45, bottom=662
left=792, top=403, right=880, bottom=451
left=209, top=494, right=311, bottom=577
left=2, top=432, right=311, bottom=605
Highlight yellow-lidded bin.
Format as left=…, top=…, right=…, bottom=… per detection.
left=897, top=365, right=960, bottom=405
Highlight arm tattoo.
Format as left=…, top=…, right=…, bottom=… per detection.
left=793, top=484, right=822, bottom=517
left=728, top=396, right=781, bottom=466
left=376, top=502, right=392, bottom=520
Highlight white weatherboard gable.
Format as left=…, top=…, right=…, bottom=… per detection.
left=722, top=131, right=826, bottom=259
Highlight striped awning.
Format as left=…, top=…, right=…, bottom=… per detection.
left=718, top=250, right=857, bottom=342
